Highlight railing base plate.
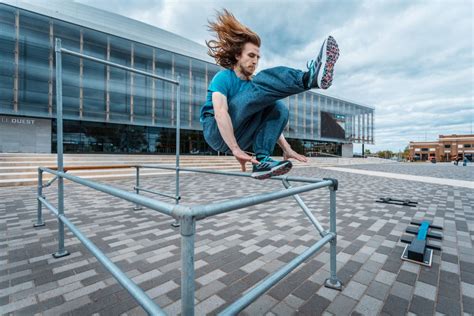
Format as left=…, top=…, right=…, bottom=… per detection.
left=53, top=250, right=70, bottom=259
left=33, top=222, right=45, bottom=227
left=324, top=278, right=343, bottom=290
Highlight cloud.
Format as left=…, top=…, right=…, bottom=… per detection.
left=75, top=0, right=474, bottom=152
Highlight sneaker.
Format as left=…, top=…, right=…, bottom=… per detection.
left=251, top=157, right=293, bottom=180
left=307, top=36, right=339, bottom=89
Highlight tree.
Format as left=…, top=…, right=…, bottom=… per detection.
left=377, top=150, right=394, bottom=159
left=402, top=146, right=410, bottom=160
left=364, top=149, right=371, bottom=155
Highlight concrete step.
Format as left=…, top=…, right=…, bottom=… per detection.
left=0, top=160, right=239, bottom=170
left=0, top=156, right=236, bottom=165
left=0, top=154, right=394, bottom=187
left=0, top=163, right=241, bottom=179
left=0, top=154, right=236, bottom=161
left=0, top=165, right=244, bottom=187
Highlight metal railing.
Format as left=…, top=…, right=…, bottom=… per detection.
left=35, top=38, right=342, bottom=316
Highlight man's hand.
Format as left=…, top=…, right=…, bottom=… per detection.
left=232, top=148, right=259, bottom=171
left=283, top=148, right=308, bottom=163
left=277, top=134, right=308, bottom=163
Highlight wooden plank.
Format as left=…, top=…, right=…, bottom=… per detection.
left=47, top=165, right=135, bottom=171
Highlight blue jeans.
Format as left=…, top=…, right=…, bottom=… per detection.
left=202, top=66, right=307, bottom=156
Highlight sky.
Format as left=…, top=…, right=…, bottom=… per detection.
left=75, top=0, right=473, bottom=153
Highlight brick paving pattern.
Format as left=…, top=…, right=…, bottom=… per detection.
left=1, top=163, right=473, bottom=315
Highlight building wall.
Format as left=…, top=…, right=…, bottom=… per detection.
left=0, top=115, right=51, bottom=153
left=0, top=3, right=374, bottom=154
left=341, top=143, right=353, bottom=158
left=409, top=142, right=438, bottom=161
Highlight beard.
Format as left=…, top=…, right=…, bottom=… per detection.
left=239, top=65, right=255, bottom=78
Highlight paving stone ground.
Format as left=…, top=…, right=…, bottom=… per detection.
left=338, top=162, right=474, bottom=181
left=1, top=162, right=473, bottom=315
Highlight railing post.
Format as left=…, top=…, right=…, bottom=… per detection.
left=34, top=168, right=45, bottom=227
left=324, top=179, right=342, bottom=290
left=53, top=38, right=69, bottom=259
left=172, top=76, right=181, bottom=228
left=180, top=214, right=195, bottom=316
left=133, top=166, right=142, bottom=210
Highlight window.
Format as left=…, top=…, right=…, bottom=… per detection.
left=191, top=59, right=207, bottom=129
left=133, top=42, right=153, bottom=124
left=18, top=10, right=50, bottom=114
left=53, top=120, right=219, bottom=154
left=464, top=144, right=472, bottom=148
left=421, top=148, right=429, bottom=151
left=54, top=20, right=81, bottom=117
left=0, top=5, right=15, bottom=108
left=174, top=54, right=190, bottom=126
left=444, top=144, right=451, bottom=148
left=82, top=29, right=107, bottom=120
left=109, top=36, right=131, bottom=122
left=154, top=48, right=173, bottom=126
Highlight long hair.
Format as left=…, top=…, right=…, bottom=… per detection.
left=206, top=9, right=261, bottom=69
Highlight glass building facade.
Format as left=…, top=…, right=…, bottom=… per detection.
left=0, top=2, right=374, bottom=156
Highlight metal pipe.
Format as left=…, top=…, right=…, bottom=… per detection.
left=176, top=75, right=181, bottom=205
left=172, top=76, right=181, bottom=228
left=54, top=38, right=68, bottom=258
left=282, top=179, right=326, bottom=237
left=324, top=188, right=342, bottom=290
left=133, top=167, right=142, bottom=210
left=187, top=180, right=333, bottom=219
left=329, top=188, right=338, bottom=282
left=134, top=186, right=177, bottom=200
left=60, top=48, right=179, bottom=85
left=137, top=165, right=326, bottom=184
left=37, top=197, right=166, bottom=315
left=219, top=233, right=335, bottom=315
left=38, top=196, right=59, bottom=216
left=34, top=168, right=45, bottom=227
left=42, top=175, right=58, bottom=188
left=40, top=167, right=175, bottom=217
left=42, top=45, right=342, bottom=315
left=180, top=215, right=195, bottom=316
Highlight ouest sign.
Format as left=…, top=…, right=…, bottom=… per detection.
left=0, top=116, right=36, bottom=125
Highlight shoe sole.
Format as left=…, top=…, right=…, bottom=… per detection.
left=251, top=162, right=293, bottom=180
left=320, top=36, right=339, bottom=89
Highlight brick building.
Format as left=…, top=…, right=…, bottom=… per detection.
left=409, top=134, right=474, bottom=162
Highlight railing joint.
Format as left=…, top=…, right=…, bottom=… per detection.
left=323, top=178, right=338, bottom=191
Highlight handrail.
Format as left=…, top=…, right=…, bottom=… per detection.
left=220, top=233, right=335, bottom=315
left=37, top=196, right=166, bottom=315
left=187, top=180, right=333, bottom=219
left=138, top=164, right=328, bottom=183
left=40, top=167, right=175, bottom=217
left=34, top=39, right=342, bottom=316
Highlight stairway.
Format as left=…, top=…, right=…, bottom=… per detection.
left=0, top=153, right=393, bottom=187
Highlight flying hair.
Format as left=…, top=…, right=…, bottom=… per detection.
left=206, top=9, right=261, bottom=69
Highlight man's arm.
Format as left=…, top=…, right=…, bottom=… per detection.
left=212, top=92, right=258, bottom=170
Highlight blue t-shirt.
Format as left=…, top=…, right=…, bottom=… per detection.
left=200, top=69, right=251, bottom=122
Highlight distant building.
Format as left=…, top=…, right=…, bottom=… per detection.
left=0, top=0, right=374, bottom=156
left=408, top=134, right=474, bottom=162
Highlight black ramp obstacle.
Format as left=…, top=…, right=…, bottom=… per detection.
left=400, top=220, right=443, bottom=266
